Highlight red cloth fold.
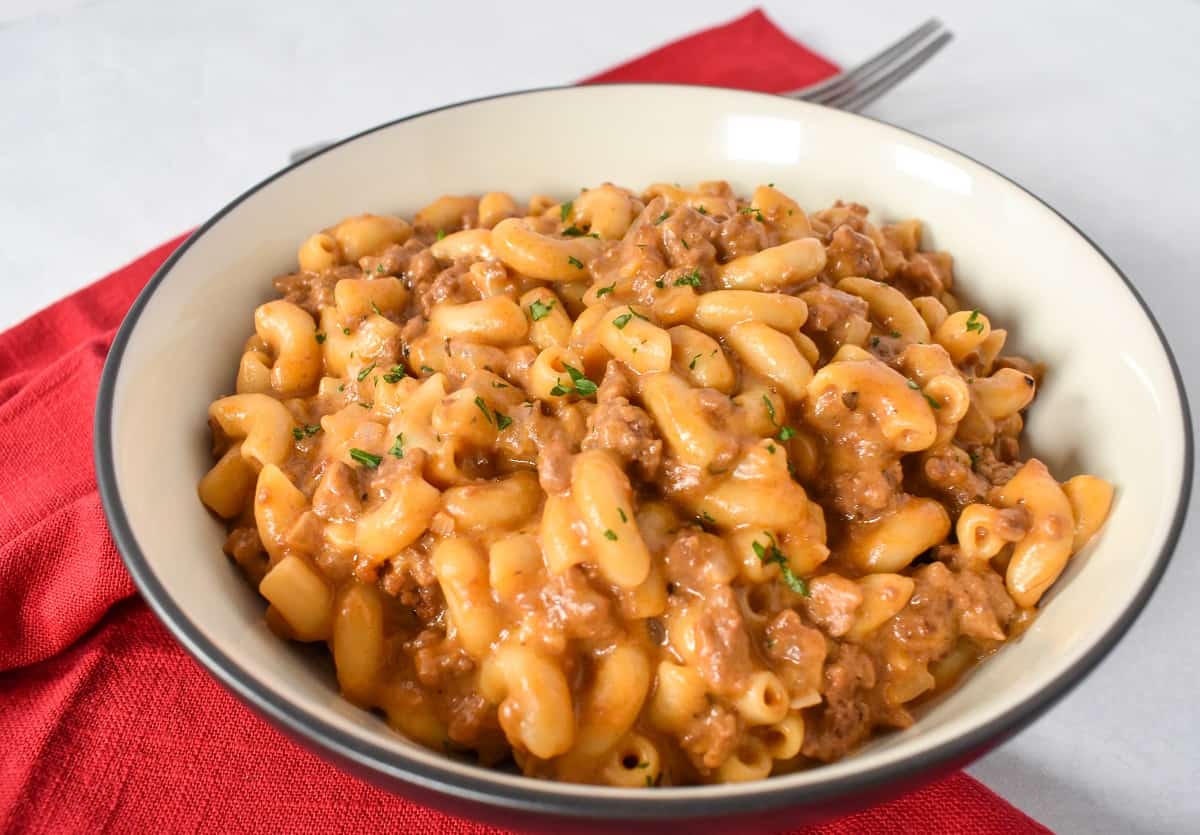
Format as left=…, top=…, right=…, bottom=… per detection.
left=0, top=9, right=1048, bottom=834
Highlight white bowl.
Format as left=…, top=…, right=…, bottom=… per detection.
left=95, top=84, right=1191, bottom=830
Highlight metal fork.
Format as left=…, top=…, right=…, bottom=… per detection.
left=785, top=18, right=952, bottom=111
left=288, top=19, right=952, bottom=163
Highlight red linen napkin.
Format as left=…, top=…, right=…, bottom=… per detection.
left=0, top=9, right=1048, bottom=834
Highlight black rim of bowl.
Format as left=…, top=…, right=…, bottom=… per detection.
left=94, top=83, right=1193, bottom=820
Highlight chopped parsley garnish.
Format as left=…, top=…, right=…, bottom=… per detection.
left=349, top=448, right=381, bottom=469
left=337, top=384, right=345, bottom=392
left=689, top=353, right=701, bottom=371
left=697, top=206, right=708, bottom=215
left=291, top=424, right=320, bottom=441
left=562, top=225, right=584, bottom=237
left=389, top=433, right=405, bottom=458
left=436, top=229, right=446, bottom=241
left=907, top=378, right=921, bottom=390
left=495, top=411, right=513, bottom=430
left=603, top=529, right=618, bottom=541
left=596, top=284, right=615, bottom=298
left=700, top=510, right=716, bottom=524
left=654, top=278, right=665, bottom=289
left=967, top=450, right=979, bottom=469
left=890, top=329, right=901, bottom=338
left=493, top=381, right=508, bottom=388
left=674, top=269, right=702, bottom=288
left=777, top=425, right=796, bottom=441
left=560, top=200, right=573, bottom=222
left=474, top=396, right=494, bottom=424
left=965, top=309, right=984, bottom=333
left=739, top=206, right=765, bottom=222
left=870, top=336, right=880, bottom=348
left=382, top=365, right=407, bottom=383
left=752, top=532, right=809, bottom=596
left=375, top=263, right=386, bottom=274
left=357, top=362, right=376, bottom=381
left=315, top=330, right=326, bottom=344
left=551, top=363, right=598, bottom=398
left=681, top=238, right=690, bottom=250
left=357, top=401, right=371, bottom=409
left=612, top=312, right=634, bottom=329
left=654, top=211, right=670, bottom=225
left=420, top=365, right=435, bottom=373
left=766, top=443, right=776, bottom=454
left=618, top=507, right=628, bottom=523
left=567, top=255, right=584, bottom=269
left=923, top=393, right=942, bottom=410
left=529, top=298, right=556, bottom=321
left=762, top=394, right=778, bottom=424
left=370, top=300, right=382, bottom=315
left=342, top=327, right=351, bottom=335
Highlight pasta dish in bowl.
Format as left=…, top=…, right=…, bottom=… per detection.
left=199, top=182, right=1113, bottom=786
left=95, top=84, right=1189, bottom=830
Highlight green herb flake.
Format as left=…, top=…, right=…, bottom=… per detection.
left=370, top=300, right=383, bottom=315
left=674, top=269, right=702, bottom=288
left=596, top=284, right=615, bottom=298
left=604, top=529, right=618, bottom=541
left=564, top=363, right=598, bottom=396
left=762, top=394, right=778, bottom=425
left=681, top=238, right=690, bottom=250
left=654, top=278, right=665, bottom=289
left=420, top=365, right=435, bottom=374
left=618, top=507, right=628, bottom=523
left=357, top=362, right=377, bottom=382
left=343, top=327, right=351, bottom=335
left=382, top=365, right=407, bottom=383
left=766, top=443, right=776, bottom=454
left=777, top=425, right=796, bottom=441
left=697, top=206, right=708, bottom=215
left=358, top=401, right=372, bottom=409
left=473, top=396, right=494, bottom=424
left=315, top=330, right=327, bottom=344
left=375, top=263, right=386, bottom=274
left=890, top=329, right=901, bottom=338
left=870, top=336, right=880, bottom=348
left=907, top=378, right=921, bottom=390
left=549, top=383, right=571, bottom=397
left=924, top=393, right=942, bottom=410
left=965, top=309, right=984, bottom=333
left=612, top=312, right=634, bottom=329
left=337, top=384, right=345, bottom=392
left=740, top=206, right=765, bottom=222
left=567, top=255, right=584, bottom=269
left=495, top=411, right=513, bottom=430
left=562, top=225, right=585, bottom=237
left=436, top=229, right=446, bottom=241
left=701, top=510, right=716, bottom=524
left=492, top=381, right=508, bottom=388
left=529, top=298, right=556, bottom=321
left=349, top=448, right=382, bottom=469
left=689, top=353, right=701, bottom=371
left=291, top=424, right=320, bottom=441
left=389, top=433, right=405, bottom=458
left=654, top=211, right=670, bottom=225
left=560, top=200, right=573, bottom=222
left=968, top=450, right=979, bottom=469
left=753, top=531, right=809, bottom=596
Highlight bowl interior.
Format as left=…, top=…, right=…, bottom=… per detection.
left=99, top=85, right=1189, bottom=814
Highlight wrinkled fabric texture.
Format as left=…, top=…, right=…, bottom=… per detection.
left=0, top=9, right=1048, bottom=834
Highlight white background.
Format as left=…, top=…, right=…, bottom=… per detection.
left=2, top=0, right=1198, bottom=831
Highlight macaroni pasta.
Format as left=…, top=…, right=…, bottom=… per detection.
left=201, top=181, right=1113, bottom=786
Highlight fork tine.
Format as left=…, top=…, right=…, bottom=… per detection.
left=805, top=21, right=947, bottom=104
left=788, top=18, right=944, bottom=100
left=824, top=31, right=953, bottom=112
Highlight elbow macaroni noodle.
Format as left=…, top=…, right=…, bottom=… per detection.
left=200, top=182, right=1113, bottom=786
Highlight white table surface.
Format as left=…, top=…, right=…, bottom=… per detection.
left=2, top=0, right=1197, bottom=831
